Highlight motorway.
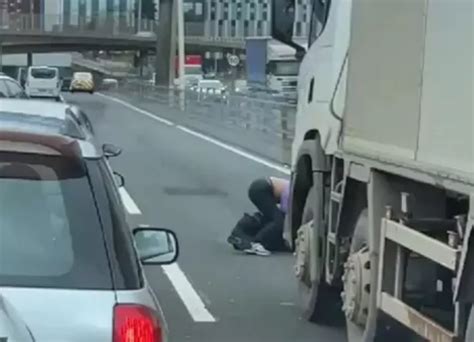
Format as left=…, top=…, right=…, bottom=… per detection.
left=65, top=93, right=346, bottom=342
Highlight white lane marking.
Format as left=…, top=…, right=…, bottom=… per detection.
left=97, top=92, right=291, bottom=175
left=176, top=125, right=291, bottom=175
left=162, top=263, right=216, bottom=323
left=118, top=187, right=216, bottom=323
left=118, top=187, right=142, bottom=215
left=96, top=92, right=174, bottom=126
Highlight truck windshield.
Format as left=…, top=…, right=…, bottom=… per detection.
left=271, top=61, right=300, bottom=76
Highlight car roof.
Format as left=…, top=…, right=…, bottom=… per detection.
left=0, top=99, right=99, bottom=158
left=0, top=75, right=19, bottom=82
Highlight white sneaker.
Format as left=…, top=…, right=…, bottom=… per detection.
left=244, top=243, right=271, bottom=256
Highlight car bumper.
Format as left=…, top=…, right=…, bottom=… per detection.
left=27, top=89, right=60, bottom=98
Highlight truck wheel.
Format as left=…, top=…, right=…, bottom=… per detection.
left=343, top=210, right=412, bottom=341
left=296, top=185, right=341, bottom=324
left=343, top=209, right=372, bottom=341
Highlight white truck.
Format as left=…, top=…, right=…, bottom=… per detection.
left=245, top=37, right=301, bottom=101
left=272, top=0, right=474, bottom=341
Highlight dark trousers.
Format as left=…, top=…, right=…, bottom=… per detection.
left=248, top=178, right=286, bottom=251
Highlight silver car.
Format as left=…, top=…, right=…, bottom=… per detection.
left=0, top=99, right=179, bottom=342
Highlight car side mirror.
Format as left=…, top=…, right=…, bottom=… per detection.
left=103, top=143, right=122, bottom=158
left=133, top=227, right=179, bottom=265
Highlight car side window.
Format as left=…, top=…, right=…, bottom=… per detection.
left=0, top=81, right=9, bottom=98
left=5, top=80, right=27, bottom=98
left=309, top=0, right=331, bottom=46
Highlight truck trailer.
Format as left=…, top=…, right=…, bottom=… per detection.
left=272, top=0, right=474, bottom=341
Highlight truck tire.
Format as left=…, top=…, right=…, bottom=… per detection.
left=344, top=210, right=414, bottom=342
left=296, top=184, right=341, bottom=324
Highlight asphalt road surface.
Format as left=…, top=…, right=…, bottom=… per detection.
left=65, top=93, right=347, bottom=342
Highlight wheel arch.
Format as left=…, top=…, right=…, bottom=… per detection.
left=287, top=132, right=329, bottom=249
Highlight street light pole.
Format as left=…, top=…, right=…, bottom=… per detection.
left=137, top=0, right=142, bottom=32
left=176, top=0, right=185, bottom=91
left=176, top=0, right=185, bottom=109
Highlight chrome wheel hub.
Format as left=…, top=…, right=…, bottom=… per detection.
left=341, top=246, right=371, bottom=326
left=294, top=221, right=313, bottom=282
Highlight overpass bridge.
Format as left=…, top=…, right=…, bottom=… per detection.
left=0, top=14, right=245, bottom=54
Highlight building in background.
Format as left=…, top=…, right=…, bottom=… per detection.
left=6, top=0, right=42, bottom=14
left=202, top=0, right=311, bottom=39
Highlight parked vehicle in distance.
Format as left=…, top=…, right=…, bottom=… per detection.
left=191, top=79, right=228, bottom=102
left=0, top=98, right=179, bottom=341
left=25, top=66, right=61, bottom=101
left=0, top=75, right=28, bottom=99
left=101, top=78, right=119, bottom=90
left=70, top=72, right=95, bottom=94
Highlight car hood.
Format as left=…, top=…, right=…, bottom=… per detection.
left=0, top=287, right=116, bottom=342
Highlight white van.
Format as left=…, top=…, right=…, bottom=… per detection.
left=25, top=66, right=61, bottom=101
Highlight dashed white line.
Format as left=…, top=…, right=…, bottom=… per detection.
left=118, top=187, right=142, bottom=215
left=97, top=92, right=291, bottom=175
left=162, top=263, right=216, bottom=323
left=118, top=187, right=216, bottom=323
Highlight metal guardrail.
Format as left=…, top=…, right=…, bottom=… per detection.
left=0, top=13, right=156, bottom=38
left=107, top=80, right=296, bottom=164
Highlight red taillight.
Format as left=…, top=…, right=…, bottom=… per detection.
left=113, top=304, right=162, bottom=342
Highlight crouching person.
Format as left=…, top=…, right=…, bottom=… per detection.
left=228, top=177, right=290, bottom=256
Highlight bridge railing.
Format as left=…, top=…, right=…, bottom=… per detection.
left=104, top=79, right=296, bottom=165
left=0, top=13, right=156, bottom=38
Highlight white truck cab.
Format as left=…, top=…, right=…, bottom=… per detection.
left=290, top=0, right=352, bottom=164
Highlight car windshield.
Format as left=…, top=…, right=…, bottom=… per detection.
left=0, top=152, right=112, bottom=289
left=30, top=68, right=57, bottom=79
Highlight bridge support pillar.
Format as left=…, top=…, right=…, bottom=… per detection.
left=138, top=50, right=147, bottom=77
left=27, top=53, right=33, bottom=67
left=156, top=0, right=174, bottom=86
